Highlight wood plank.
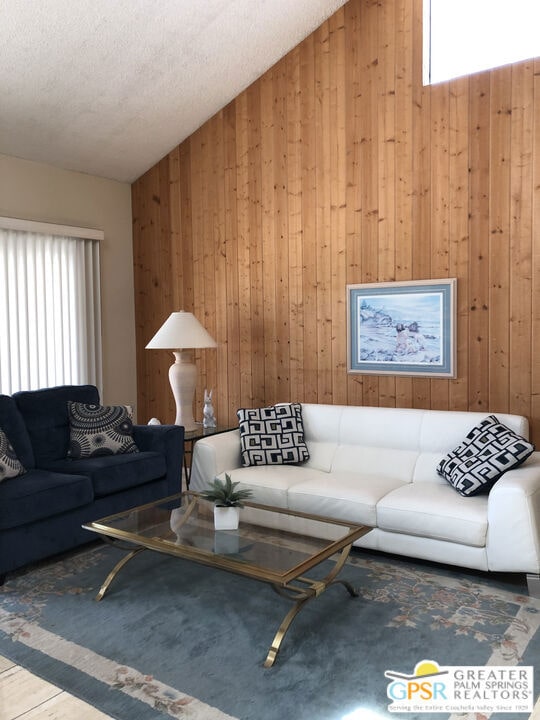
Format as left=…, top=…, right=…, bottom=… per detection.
left=314, top=20, right=333, bottom=404
left=468, top=72, right=491, bottom=413
left=272, top=58, right=291, bottom=403
left=531, top=57, right=540, bottom=445
left=329, top=8, right=348, bottom=405
left=359, top=0, right=380, bottom=407
left=448, top=75, right=470, bottom=410
left=260, top=68, right=277, bottom=404
left=223, top=102, right=240, bottom=424
left=212, top=109, right=229, bottom=425
left=377, top=0, right=396, bottom=408
left=300, top=33, right=318, bottom=404
left=429, top=80, right=450, bottom=410
left=410, top=0, right=430, bottom=410
left=509, top=60, right=534, bottom=418
left=235, top=92, right=254, bottom=408
left=193, top=123, right=214, bottom=418
left=488, top=66, right=512, bottom=413
left=344, top=0, right=364, bottom=407
left=286, top=47, right=305, bottom=403
left=168, top=147, right=183, bottom=311
left=247, top=84, right=265, bottom=408
left=178, top=142, right=194, bottom=310
left=394, top=0, right=414, bottom=408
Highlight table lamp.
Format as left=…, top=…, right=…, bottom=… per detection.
left=145, top=311, right=217, bottom=431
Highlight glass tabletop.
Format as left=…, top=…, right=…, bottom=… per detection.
left=83, top=492, right=371, bottom=586
left=183, top=425, right=236, bottom=442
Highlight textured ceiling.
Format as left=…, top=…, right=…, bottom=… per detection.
left=1, top=0, right=347, bottom=183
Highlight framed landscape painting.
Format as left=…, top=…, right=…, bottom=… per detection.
left=347, top=279, right=456, bottom=378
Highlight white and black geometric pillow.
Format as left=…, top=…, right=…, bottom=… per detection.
left=0, top=427, right=25, bottom=482
left=437, top=414, right=534, bottom=497
left=67, top=402, right=139, bottom=459
left=237, top=403, right=309, bottom=467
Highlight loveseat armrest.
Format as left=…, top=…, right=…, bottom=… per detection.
left=486, top=452, right=540, bottom=573
left=190, top=430, right=242, bottom=492
left=132, top=424, right=184, bottom=495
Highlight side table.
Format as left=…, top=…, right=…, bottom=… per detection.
left=183, top=424, right=236, bottom=488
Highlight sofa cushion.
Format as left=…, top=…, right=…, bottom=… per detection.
left=377, top=483, right=488, bottom=547
left=0, top=394, right=35, bottom=469
left=14, top=385, right=99, bottom=464
left=0, top=426, right=26, bottom=481
left=0, top=469, right=93, bottom=530
left=331, top=445, right=420, bottom=483
left=288, top=472, right=407, bottom=526
left=437, top=415, right=534, bottom=496
left=43, top=450, right=167, bottom=498
left=67, top=402, right=139, bottom=458
left=219, top=465, right=321, bottom=508
left=237, top=403, right=309, bottom=467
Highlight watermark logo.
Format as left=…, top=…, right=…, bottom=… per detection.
left=385, top=659, right=534, bottom=714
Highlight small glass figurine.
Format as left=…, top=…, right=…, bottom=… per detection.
left=203, top=388, right=217, bottom=428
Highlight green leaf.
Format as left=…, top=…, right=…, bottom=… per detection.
left=199, top=473, right=253, bottom=507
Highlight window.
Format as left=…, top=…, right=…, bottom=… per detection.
left=424, top=0, right=540, bottom=85
left=0, top=217, right=102, bottom=395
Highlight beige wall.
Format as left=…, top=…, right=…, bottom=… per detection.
left=0, top=153, right=137, bottom=412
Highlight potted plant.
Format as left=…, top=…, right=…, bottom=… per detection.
left=201, top=473, right=252, bottom=530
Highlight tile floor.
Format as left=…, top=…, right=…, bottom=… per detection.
left=1, top=651, right=540, bottom=720
left=0, top=654, right=112, bottom=720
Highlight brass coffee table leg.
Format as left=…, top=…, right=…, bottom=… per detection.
left=95, top=546, right=146, bottom=601
left=264, top=594, right=312, bottom=668
left=264, top=543, right=358, bottom=668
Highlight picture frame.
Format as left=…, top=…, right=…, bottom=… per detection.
left=347, top=279, right=456, bottom=378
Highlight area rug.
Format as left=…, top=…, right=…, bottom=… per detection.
left=1, top=543, right=539, bottom=720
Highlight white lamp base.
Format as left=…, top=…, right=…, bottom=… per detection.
left=169, top=350, right=198, bottom=431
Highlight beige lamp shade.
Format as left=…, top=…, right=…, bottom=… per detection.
left=145, top=311, right=217, bottom=431
left=145, top=311, right=217, bottom=350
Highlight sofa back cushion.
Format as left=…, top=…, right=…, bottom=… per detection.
left=299, top=403, right=530, bottom=484
left=299, top=404, right=342, bottom=472
left=332, top=445, right=420, bottom=482
left=418, top=410, right=529, bottom=453
left=14, top=385, right=99, bottom=464
left=0, top=394, right=34, bottom=469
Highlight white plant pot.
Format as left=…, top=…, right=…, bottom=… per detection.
left=213, top=531, right=240, bottom=554
left=213, top=505, right=240, bottom=530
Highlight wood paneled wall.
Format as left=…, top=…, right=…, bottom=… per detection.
left=132, top=0, right=540, bottom=443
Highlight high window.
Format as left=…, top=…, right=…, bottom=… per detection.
left=0, top=217, right=102, bottom=395
left=424, top=0, right=540, bottom=85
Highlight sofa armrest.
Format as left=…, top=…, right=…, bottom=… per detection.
left=132, top=424, right=184, bottom=495
left=486, top=453, right=540, bottom=573
left=190, top=430, right=242, bottom=492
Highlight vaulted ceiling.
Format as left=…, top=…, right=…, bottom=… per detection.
left=1, top=0, right=347, bottom=183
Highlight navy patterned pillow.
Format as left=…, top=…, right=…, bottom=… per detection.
left=237, top=403, right=309, bottom=467
left=0, top=427, right=25, bottom=481
left=437, top=415, right=534, bottom=496
left=67, top=402, right=139, bottom=458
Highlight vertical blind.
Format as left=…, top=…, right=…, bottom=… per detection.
left=0, top=221, right=102, bottom=395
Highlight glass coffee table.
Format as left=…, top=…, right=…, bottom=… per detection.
left=83, top=492, right=372, bottom=667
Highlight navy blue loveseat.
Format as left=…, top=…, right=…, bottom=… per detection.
left=0, top=385, right=184, bottom=581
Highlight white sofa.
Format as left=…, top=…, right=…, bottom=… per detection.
left=190, top=404, right=540, bottom=596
